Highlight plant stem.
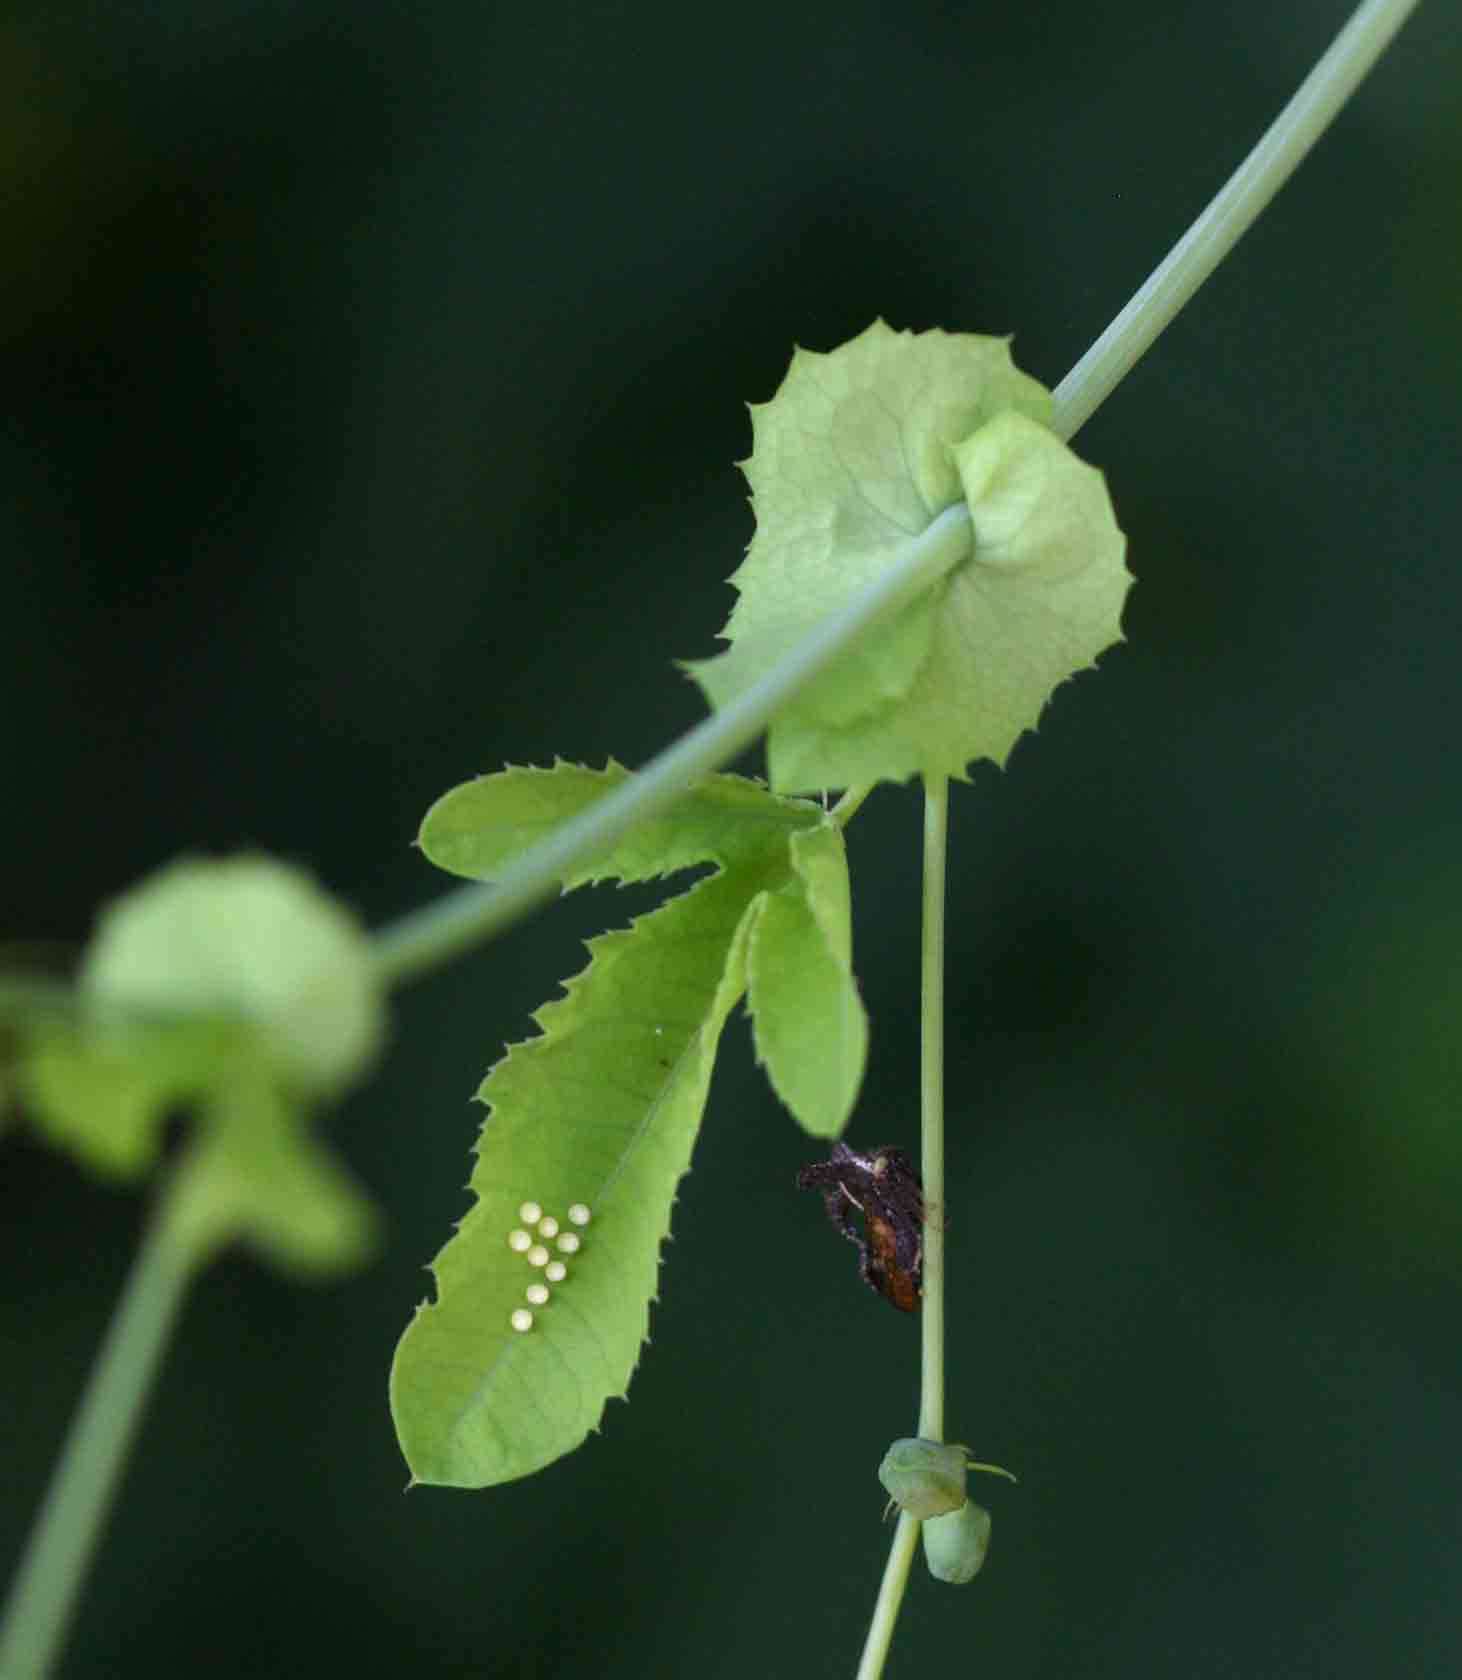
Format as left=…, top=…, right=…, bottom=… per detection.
left=0, top=8, right=1423, bottom=1678
left=369, top=4, right=1417, bottom=997
left=854, top=1514, right=921, bottom=1680
left=917, top=776, right=948, bottom=1443
left=842, top=14, right=1422, bottom=1637
left=831, top=784, right=876, bottom=829
left=853, top=776, right=951, bottom=1678
left=371, top=510, right=972, bottom=988
left=1052, top=0, right=1421, bottom=439
left=0, top=1163, right=209, bottom=1679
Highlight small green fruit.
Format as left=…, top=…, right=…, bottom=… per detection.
left=878, top=1438, right=968, bottom=1519
left=923, top=1501, right=992, bottom=1584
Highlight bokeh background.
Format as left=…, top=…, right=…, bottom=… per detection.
left=4, top=1, right=1461, bottom=1674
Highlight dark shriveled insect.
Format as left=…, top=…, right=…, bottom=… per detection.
left=796, top=1142, right=924, bottom=1312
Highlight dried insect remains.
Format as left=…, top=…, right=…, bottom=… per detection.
left=797, top=1142, right=924, bottom=1313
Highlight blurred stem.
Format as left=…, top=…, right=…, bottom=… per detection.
left=854, top=776, right=950, bottom=1678
left=831, top=784, right=876, bottom=829
left=0, top=1158, right=211, bottom=1680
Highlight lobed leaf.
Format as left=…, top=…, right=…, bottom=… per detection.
left=21, top=1019, right=234, bottom=1177
left=82, top=854, right=384, bottom=1096
left=395, top=765, right=870, bottom=1484
left=175, top=1072, right=378, bottom=1274
left=11, top=855, right=383, bottom=1274
left=689, top=320, right=1129, bottom=791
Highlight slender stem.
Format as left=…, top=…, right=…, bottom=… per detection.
left=844, top=9, right=1430, bottom=1626
left=852, top=775, right=951, bottom=1678
left=0, top=1164, right=211, bottom=1679
left=370, top=507, right=973, bottom=989
left=830, top=784, right=877, bottom=829
left=369, top=4, right=1418, bottom=997
left=853, top=1514, right=922, bottom=1680
left=0, top=10, right=1423, bottom=1680
left=917, top=776, right=949, bottom=1443
left=1051, top=0, right=1421, bottom=440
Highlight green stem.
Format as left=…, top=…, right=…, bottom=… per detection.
left=0, top=10, right=1422, bottom=1679
left=918, top=776, right=949, bottom=1443
left=830, top=784, right=877, bottom=829
left=853, top=776, right=951, bottom=1678
left=370, top=508, right=973, bottom=989
left=1052, top=0, right=1421, bottom=439
left=0, top=1161, right=211, bottom=1679
left=368, top=3, right=1417, bottom=998
left=853, top=1515, right=921, bottom=1680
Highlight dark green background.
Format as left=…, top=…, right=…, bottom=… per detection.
left=4, top=1, right=1461, bottom=1675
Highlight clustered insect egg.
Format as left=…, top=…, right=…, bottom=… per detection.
left=505, top=1200, right=591, bottom=1331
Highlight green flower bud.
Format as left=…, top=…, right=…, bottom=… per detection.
left=878, top=1438, right=968, bottom=1519
left=923, top=1500, right=992, bottom=1585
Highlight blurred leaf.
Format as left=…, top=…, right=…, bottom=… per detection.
left=21, top=1019, right=232, bottom=1178
left=176, top=1071, right=378, bottom=1275
left=1305, top=852, right=1462, bottom=1276
left=5, top=855, right=384, bottom=1274
left=82, top=854, right=384, bottom=1096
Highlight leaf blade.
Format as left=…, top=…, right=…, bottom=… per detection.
left=690, top=323, right=1129, bottom=791
left=744, top=824, right=867, bottom=1137
left=419, top=761, right=820, bottom=886
left=390, top=866, right=763, bottom=1487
